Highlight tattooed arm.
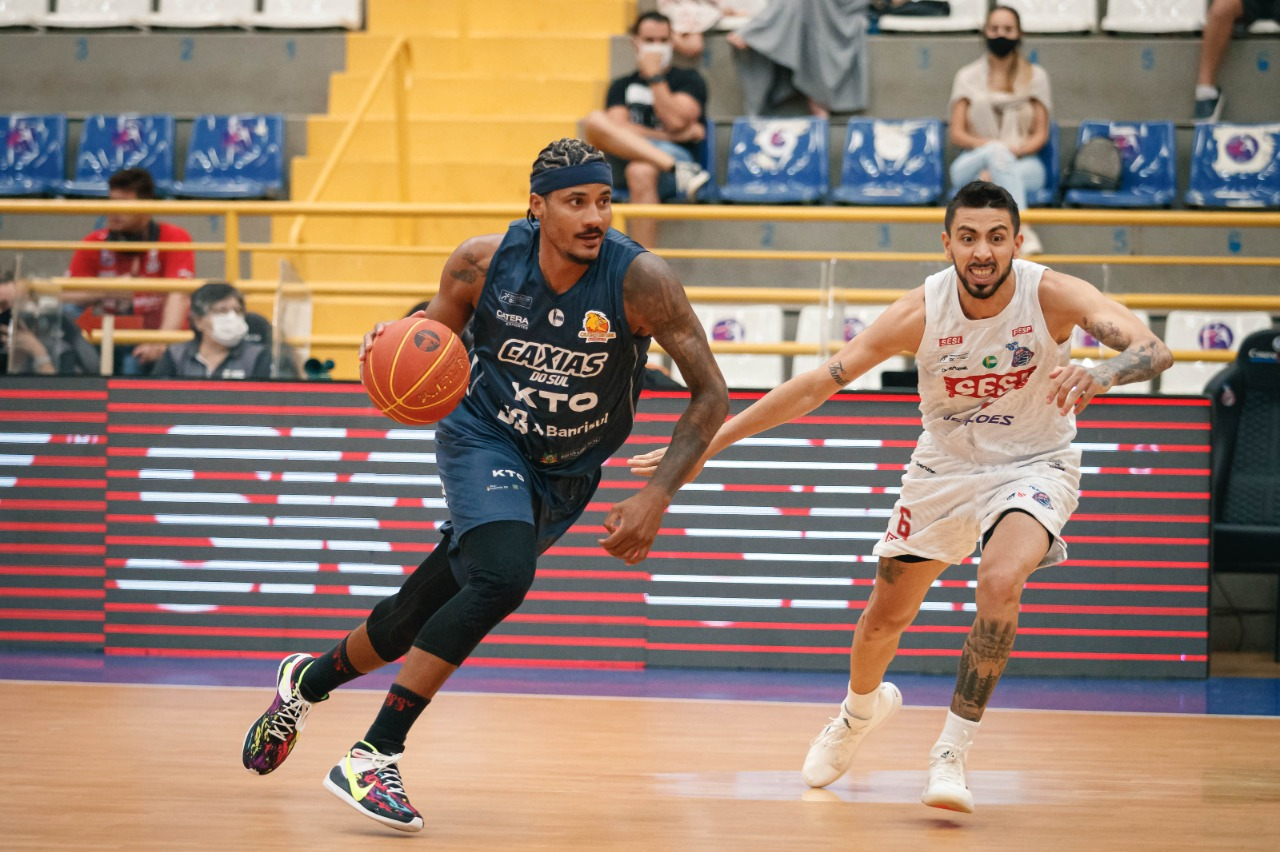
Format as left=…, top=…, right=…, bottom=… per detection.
left=1039, top=270, right=1173, bottom=414
left=629, top=286, right=926, bottom=478
left=358, top=234, right=496, bottom=361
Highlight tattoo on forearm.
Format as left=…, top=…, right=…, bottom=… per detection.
left=1094, top=340, right=1169, bottom=388
left=950, top=617, right=1017, bottom=719
left=828, top=360, right=850, bottom=386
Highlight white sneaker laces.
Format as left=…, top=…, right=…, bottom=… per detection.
left=369, top=752, right=408, bottom=797
left=930, top=748, right=967, bottom=787
left=811, top=716, right=852, bottom=748
left=267, top=693, right=310, bottom=741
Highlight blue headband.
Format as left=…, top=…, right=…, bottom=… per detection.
left=530, top=160, right=613, bottom=196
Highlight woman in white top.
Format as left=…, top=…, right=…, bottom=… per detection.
left=948, top=5, right=1050, bottom=254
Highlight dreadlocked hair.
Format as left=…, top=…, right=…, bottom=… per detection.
left=527, top=138, right=607, bottom=222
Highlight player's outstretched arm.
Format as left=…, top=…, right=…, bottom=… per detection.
left=1040, top=270, right=1173, bottom=414
left=357, top=235, right=495, bottom=362
left=599, top=252, right=729, bottom=564
left=629, top=288, right=926, bottom=477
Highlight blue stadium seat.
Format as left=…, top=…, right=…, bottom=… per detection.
left=720, top=117, right=829, bottom=204
left=832, top=118, right=943, bottom=206
left=612, top=119, right=717, bottom=204
left=0, top=113, right=66, bottom=197
left=1027, top=121, right=1060, bottom=206
left=172, top=113, right=285, bottom=199
left=1064, top=120, right=1177, bottom=208
left=60, top=114, right=175, bottom=198
left=1185, top=122, right=1280, bottom=209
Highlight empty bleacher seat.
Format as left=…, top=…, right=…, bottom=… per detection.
left=878, top=0, right=986, bottom=32
left=720, top=117, right=828, bottom=204
left=0, top=113, right=66, bottom=197
left=673, top=304, right=785, bottom=390
left=1003, top=0, right=1097, bottom=33
left=1063, top=120, right=1177, bottom=208
left=0, top=0, right=46, bottom=27
left=148, top=0, right=255, bottom=28
left=1185, top=122, right=1280, bottom=209
left=833, top=118, right=943, bottom=206
left=60, top=114, right=175, bottom=198
left=1161, top=310, right=1274, bottom=394
left=172, top=113, right=285, bottom=199
left=1101, top=0, right=1206, bottom=33
left=42, top=0, right=148, bottom=28
left=1071, top=309, right=1153, bottom=394
left=1028, top=121, right=1061, bottom=206
left=252, top=0, right=363, bottom=30
left=792, top=304, right=908, bottom=390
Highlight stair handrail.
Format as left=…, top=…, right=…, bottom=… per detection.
left=287, top=35, right=413, bottom=248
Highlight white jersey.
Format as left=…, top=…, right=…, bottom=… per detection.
left=915, top=259, right=1075, bottom=466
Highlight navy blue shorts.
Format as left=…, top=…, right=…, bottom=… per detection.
left=435, top=431, right=601, bottom=557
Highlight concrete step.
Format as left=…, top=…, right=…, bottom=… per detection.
left=624, top=32, right=1280, bottom=125
left=344, top=33, right=610, bottom=76
left=304, top=116, right=577, bottom=162
left=369, top=0, right=631, bottom=37
left=291, top=157, right=529, bottom=203
left=327, top=72, right=602, bottom=118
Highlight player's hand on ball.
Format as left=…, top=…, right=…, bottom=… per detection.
left=1046, top=364, right=1109, bottom=415
left=359, top=310, right=426, bottom=362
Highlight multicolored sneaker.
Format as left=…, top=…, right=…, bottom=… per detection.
left=241, top=653, right=318, bottom=775
left=323, top=741, right=424, bottom=832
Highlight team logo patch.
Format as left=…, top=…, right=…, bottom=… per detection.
left=943, top=366, right=1037, bottom=400
left=1012, top=325, right=1032, bottom=337
left=939, top=352, right=969, bottom=363
left=938, top=335, right=963, bottom=347
left=982, top=355, right=998, bottom=368
left=495, top=309, right=529, bottom=330
left=712, top=319, right=745, bottom=342
left=548, top=308, right=564, bottom=327
left=1005, top=341, right=1034, bottom=367
left=1198, top=322, right=1233, bottom=349
left=579, top=310, right=616, bottom=343
left=499, top=289, right=533, bottom=308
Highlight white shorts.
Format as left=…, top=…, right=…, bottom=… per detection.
left=872, top=444, right=1081, bottom=570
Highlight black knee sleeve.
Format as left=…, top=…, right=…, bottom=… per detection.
left=412, top=520, right=537, bottom=666
left=364, top=532, right=462, bottom=662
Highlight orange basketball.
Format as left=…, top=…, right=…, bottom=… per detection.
left=362, top=317, right=470, bottom=425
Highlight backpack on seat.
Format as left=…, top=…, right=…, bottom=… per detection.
left=1061, top=136, right=1123, bottom=191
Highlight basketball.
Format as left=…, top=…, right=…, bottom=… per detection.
left=362, top=317, right=470, bottom=425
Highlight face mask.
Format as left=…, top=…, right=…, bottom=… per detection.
left=638, top=42, right=673, bottom=71
left=209, top=311, right=249, bottom=348
left=986, top=36, right=1019, bottom=58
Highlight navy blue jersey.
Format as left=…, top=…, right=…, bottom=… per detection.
left=437, top=219, right=650, bottom=478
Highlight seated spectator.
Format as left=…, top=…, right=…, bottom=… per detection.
left=947, top=4, right=1050, bottom=256
left=150, top=281, right=272, bottom=380
left=0, top=277, right=99, bottom=376
left=582, top=10, right=712, bottom=249
left=1194, top=0, right=1280, bottom=121
left=63, top=167, right=194, bottom=375
left=726, top=0, right=870, bottom=119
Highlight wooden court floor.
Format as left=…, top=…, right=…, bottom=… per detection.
left=2, top=679, right=1278, bottom=851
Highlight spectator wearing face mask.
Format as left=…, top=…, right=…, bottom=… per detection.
left=581, top=10, right=711, bottom=248
left=947, top=4, right=1051, bottom=256
left=149, top=280, right=272, bottom=379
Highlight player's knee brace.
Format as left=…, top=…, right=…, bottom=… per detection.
left=412, top=520, right=537, bottom=665
left=364, top=534, right=461, bottom=662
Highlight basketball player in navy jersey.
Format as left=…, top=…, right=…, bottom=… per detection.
left=241, top=138, right=728, bottom=832
left=631, top=181, right=1172, bottom=813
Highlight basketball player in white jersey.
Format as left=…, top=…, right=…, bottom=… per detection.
left=630, top=180, right=1172, bottom=813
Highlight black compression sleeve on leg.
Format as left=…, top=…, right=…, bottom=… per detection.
left=412, top=520, right=538, bottom=666
left=364, top=532, right=462, bottom=663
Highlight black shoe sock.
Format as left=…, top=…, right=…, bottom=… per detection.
left=365, top=683, right=430, bottom=754
left=298, top=636, right=360, bottom=702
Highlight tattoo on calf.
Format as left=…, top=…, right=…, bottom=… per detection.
left=951, top=617, right=1018, bottom=718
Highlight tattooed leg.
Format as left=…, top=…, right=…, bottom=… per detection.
left=849, top=556, right=947, bottom=694
left=950, top=617, right=1018, bottom=721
